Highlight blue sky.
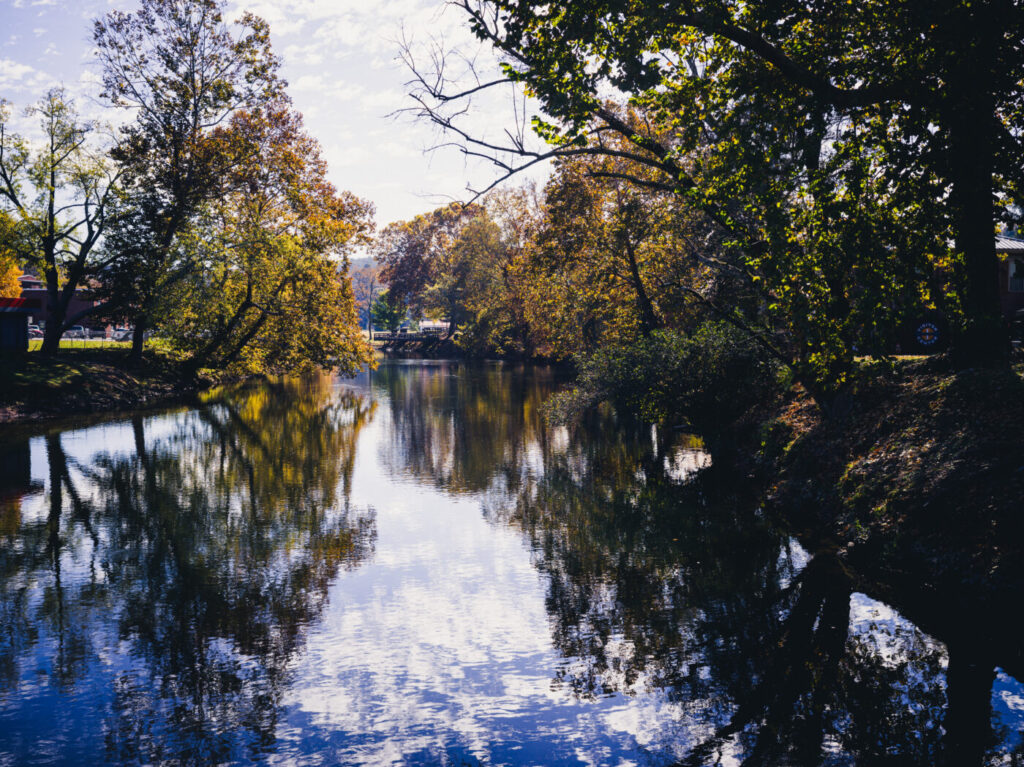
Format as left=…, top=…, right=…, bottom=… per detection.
left=0, top=0, right=540, bottom=228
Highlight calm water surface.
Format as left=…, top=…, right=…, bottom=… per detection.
left=1, top=360, right=1021, bottom=765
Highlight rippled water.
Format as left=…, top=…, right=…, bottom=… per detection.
left=0, top=360, right=1021, bottom=766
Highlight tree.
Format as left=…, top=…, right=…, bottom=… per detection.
left=536, top=150, right=670, bottom=338
left=420, top=214, right=501, bottom=334
left=375, top=202, right=483, bottom=329
left=351, top=262, right=382, bottom=334
left=370, top=290, right=406, bottom=334
left=0, top=89, right=119, bottom=354
left=488, top=144, right=721, bottom=361
left=0, top=261, right=21, bottom=299
left=161, top=103, right=374, bottom=375
left=0, top=261, right=19, bottom=299
left=456, top=186, right=542, bottom=356
left=422, top=0, right=1024, bottom=371
left=94, top=0, right=282, bottom=360
left=0, top=211, right=22, bottom=298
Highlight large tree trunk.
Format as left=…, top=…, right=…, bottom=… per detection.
left=40, top=265, right=64, bottom=356
left=40, top=299, right=65, bottom=356
left=40, top=321, right=63, bottom=356
left=941, top=647, right=994, bottom=767
left=948, top=119, right=1005, bottom=367
left=946, top=7, right=1007, bottom=368
left=129, top=314, right=147, bottom=361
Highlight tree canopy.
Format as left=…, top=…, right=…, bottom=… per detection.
left=411, top=0, right=1024, bottom=381
left=94, top=0, right=284, bottom=358
left=0, top=0, right=372, bottom=377
left=0, top=88, right=119, bottom=353
left=162, top=102, right=374, bottom=375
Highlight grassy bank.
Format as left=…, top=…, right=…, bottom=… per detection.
left=0, top=348, right=208, bottom=425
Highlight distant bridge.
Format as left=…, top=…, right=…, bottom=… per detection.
left=372, top=330, right=447, bottom=342
left=372, top=330, right=453, bottom=348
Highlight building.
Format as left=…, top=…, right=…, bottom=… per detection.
left=419, top=320, right=450, bottom=335
left=998, top=234, right=1024, bottom=320
left=0, top=298, right=33, bottom=353
left=17, top=273, right=104, bottom=329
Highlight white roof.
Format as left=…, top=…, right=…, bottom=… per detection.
left=996, top=234, right=1024, bottom=253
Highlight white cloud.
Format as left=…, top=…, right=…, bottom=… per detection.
left=2, top=0, right=548, bottom=225
left=0, top=57, right=48, bottom=92
left=0, top=57, right=36, bottom=83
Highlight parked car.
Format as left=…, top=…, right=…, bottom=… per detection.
left=117, top=330, right=152, bottom=343
left=112, top=327, right=132, bottom=341
left=63, top=325, right=87, bottom=339
left=28, top=324, right=43, bottom=339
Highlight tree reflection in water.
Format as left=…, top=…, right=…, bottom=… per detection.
left=372, top=360, right=563, bottom=494
left=372, top=360, right=1023, bottom=767
left=2, top=363, right=1022, bottom=765
left=0, top=376, right=376, bottom=765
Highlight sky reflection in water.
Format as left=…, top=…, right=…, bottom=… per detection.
left=0, top=361, right=1021, bottom=766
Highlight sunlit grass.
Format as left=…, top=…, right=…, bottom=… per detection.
left=27, top=338, right=133, bottom=351
left=853, top=354, right=928, bottom=363
left=2, top=340, right=174, bottom=403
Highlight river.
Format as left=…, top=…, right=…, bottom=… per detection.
left=0, top=360, right=1021, bottom=765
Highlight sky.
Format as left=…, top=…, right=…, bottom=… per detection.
left=0, top=0, right=545, bottom=230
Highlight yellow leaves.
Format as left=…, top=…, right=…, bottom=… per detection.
left=0, top=258, right=22, bottom=299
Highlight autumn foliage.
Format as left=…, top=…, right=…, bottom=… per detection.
left=0, top=0, right=373, bottom=375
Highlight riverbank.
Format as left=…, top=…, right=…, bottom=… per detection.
left=759, top=357, right=1024, bottom=641
left=0, top=349, right=217, bottom=425
left=372, top=337, right=460, bottom=358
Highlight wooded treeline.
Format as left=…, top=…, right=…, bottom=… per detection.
left=0, top=0, right=373, bottom=376
left=381, top=0, right=1024, bottom=409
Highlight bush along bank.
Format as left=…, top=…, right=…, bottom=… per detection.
left=544, top=322, right=788, bottom=460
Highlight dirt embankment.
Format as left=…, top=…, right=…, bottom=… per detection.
left=0, top=350, right=211, bottom=425
left=761, top=357, right=1024, bottom=622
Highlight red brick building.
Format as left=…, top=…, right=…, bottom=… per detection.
left=17, top=273, right=104, bottom=329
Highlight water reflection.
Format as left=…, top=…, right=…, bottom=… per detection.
left=0, top=362, right=1021, bottom=766
left=0, top=376, right=376, bottom=765
left=363, top=360, right=1024, bottom=766
left=370, top=360, right=562, bottom=494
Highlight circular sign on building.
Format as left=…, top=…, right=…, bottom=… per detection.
left=915, top=322, right=940, bottom=347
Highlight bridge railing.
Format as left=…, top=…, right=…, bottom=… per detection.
left=372, top=330, right=447, bottom=342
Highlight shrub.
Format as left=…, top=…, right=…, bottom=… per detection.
left=545, top=322, right=784, bottom=440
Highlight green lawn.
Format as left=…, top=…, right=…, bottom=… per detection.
left=27, top=338, right=132, bottom=351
